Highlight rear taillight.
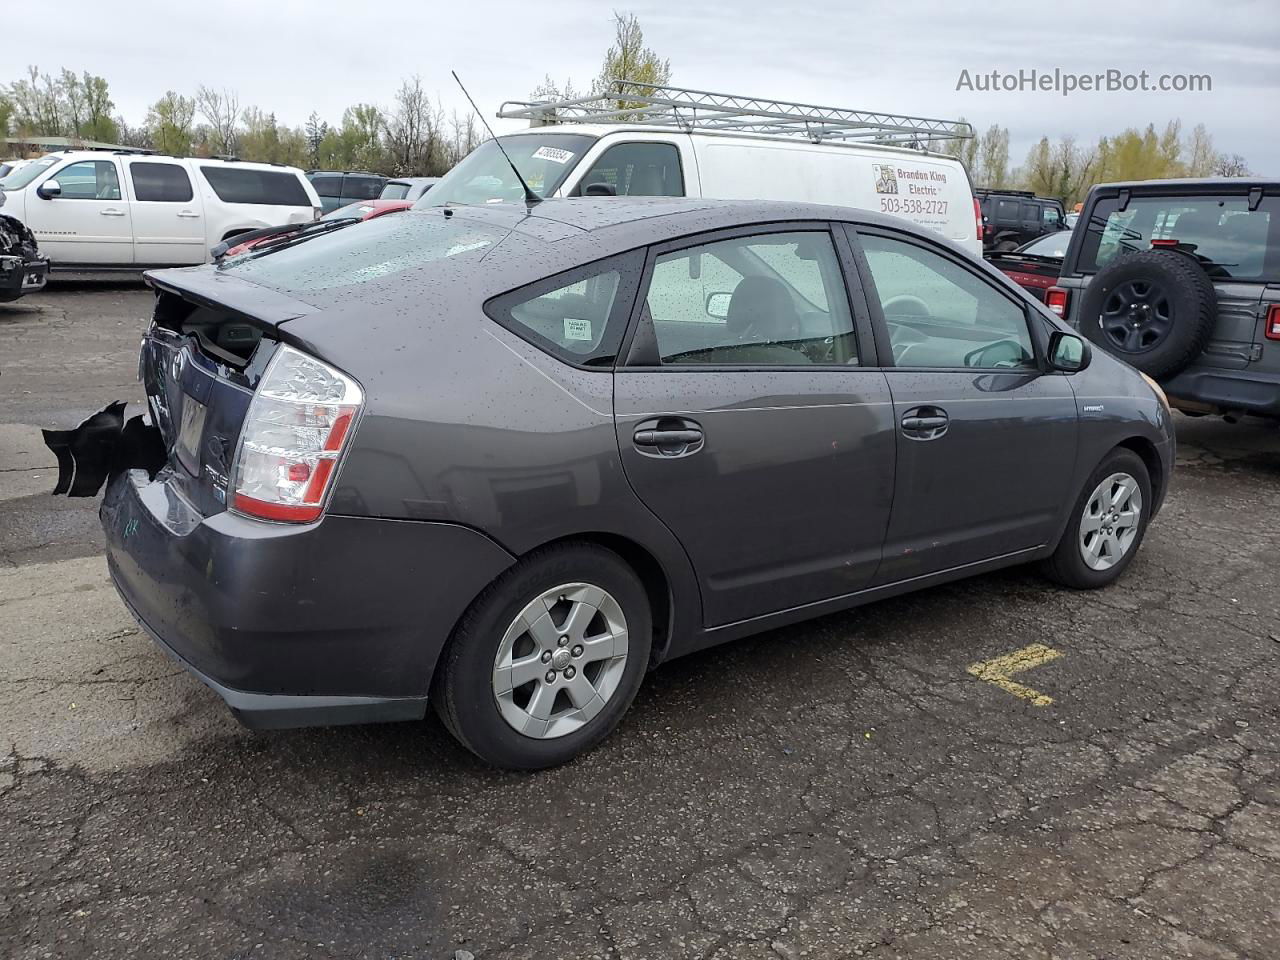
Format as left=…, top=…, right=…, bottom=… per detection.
left=1266, top=304, right=1280, bottom=341
left=973, top=198, right=983, bottom=240
left=1045, top=287, right=1070, bottom=317
left=230, top=345, right=363, bottom=523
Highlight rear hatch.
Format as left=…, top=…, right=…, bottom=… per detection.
left=139, top=271, right=318, bottom=516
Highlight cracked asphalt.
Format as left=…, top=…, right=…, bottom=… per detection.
left=2, top=284, right=1279, bottom=959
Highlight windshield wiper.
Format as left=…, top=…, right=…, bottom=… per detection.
left=217, top=217, right=361, bottom=263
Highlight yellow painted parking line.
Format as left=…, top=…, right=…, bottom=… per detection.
left=966, top=643, right=1063, bottom=707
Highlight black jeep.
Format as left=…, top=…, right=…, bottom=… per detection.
left=1051, top=178, right=1280, bottom=420
left=977, top=189, right=1066, bottom=251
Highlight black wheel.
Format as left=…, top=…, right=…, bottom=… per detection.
left=1041, top=449, right=1152, bottom=589
left=994, top=239, right=1019, bottom=252
left=1077, top=250, right=1216, bottom=379
left=432, top=543, right=652, bottom=769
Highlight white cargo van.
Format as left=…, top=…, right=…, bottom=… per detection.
left=0, top=151, right=321, bottom=271
left=424, top=84, right=981, bottom=257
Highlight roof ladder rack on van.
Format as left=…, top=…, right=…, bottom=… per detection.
left=498, top=81, right=974, bottom=149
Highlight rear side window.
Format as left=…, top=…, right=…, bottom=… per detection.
left=1020, top=203, right=1039, bottom=221
left=310, top=174, right=342, bottom=198
left=1078, top=195, right=1278, bottom=280
left=996, top=199, right=1019, bottom=220
left=342, top=176, right=383, bottom=201
left=381, top=181, right=411, bottom=200
left=1043, top=206, right=1062, bottom=227
left=130, top=162, right=193, bottom=202
left=488, top=254, right=640, bottom=366
left=576, top=142, right=684, bottom=197
left=202, top=167, right=311, bottom=206
left=644, top=231, right=856, bottom=366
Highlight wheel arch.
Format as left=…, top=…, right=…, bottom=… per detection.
left=1116, top=434, right=1165, bottom=510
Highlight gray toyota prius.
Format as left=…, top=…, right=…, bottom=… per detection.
left=58, top=198, right=1174, bottom=768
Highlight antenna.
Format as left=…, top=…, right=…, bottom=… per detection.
left=452, top=70, right=541, bottom=207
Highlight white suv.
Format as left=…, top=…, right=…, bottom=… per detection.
left=0, top=151, right=321, bottom=270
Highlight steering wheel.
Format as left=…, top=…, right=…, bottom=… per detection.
left=882, top=295, right=931, bottom=317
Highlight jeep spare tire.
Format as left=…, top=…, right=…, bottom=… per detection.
left=1077, top=250, right=1216, bottom=379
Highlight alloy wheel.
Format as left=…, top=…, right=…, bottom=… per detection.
left=492, top=582, right=629, bottom=739
left=1079, top=472, right=1143, bottom=571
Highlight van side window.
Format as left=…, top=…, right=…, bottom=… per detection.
left=51, top=160, right=121, bottom=201
left=577, top=143, right=684, bottom=197
left=200, top=168, right=311, bottom=206
left=130, top=162, right=194, bottom=202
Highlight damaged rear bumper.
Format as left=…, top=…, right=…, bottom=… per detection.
left=0, top=255, right=48, bottom=303
left=101, top=469, right=516, bottom=729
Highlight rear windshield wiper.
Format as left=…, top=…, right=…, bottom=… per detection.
left=216, top=217, right=361, bottom=263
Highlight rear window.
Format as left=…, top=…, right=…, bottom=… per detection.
left=201, top=167, right=311, bottom=206
left=130, top=162, right=193, bottom=202
left=1078, top=194, right=1279, bottom=281
left=219, top=211, right=504, bottom=295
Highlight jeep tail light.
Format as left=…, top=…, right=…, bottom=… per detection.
left=231, top=345, right=363, bottom=523
left=1266, top=303, right=1280, bottom=341
left=973, top=198, right=983, bottom=240
left=1045, top=286, right=1070, bottom=317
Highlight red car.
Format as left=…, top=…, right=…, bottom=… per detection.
left=217, top=199, right=413, bottom=258
left=985, top=230, right=1071, bottom=302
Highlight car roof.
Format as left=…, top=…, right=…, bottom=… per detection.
left=1089, top=177, right=1280, bottom=192
left=40, top=151, right=306, bottom=174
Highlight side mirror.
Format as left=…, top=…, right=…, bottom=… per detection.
left=1048, top=330, right=1091, bottom=373
left=705, top=291, right=732, bottom=320
left=583, top=182, right=616, bottom=197
left=37, top=179, right=62, bottom=199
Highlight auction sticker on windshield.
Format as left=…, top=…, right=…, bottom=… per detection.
left=532, top=146, right=574, bottom=165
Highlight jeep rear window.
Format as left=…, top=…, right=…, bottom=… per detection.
left=218, top=211, right=504, bottom=294
left=200, top=167, right=311, bottom=206
left=1078, top=195, right=1278, bottom=281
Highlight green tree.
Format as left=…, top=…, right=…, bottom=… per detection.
left=594, top=11, right=671, bottom=115
left=80, top=73, right=118, bottom=142
left=147, top=91, right=195, bottom=156
left=0, top=93, right=14, bottom=137
left=9, top=66, right=65, bottom=136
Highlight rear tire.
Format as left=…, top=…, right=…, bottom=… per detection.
left=1041, top=449, right=1151, bottom=589
left=433, top=543, right=652, bottom=769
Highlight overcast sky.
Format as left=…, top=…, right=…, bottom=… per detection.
left=20, top=0, right=1280, bottom=173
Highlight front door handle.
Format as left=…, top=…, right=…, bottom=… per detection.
left=901, top=405, right=949, bottom=441
left=632, top=418, right=704, bottom=458
left=99, top=208, right=126, bottom=217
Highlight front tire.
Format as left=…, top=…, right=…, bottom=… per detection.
left=433, top=543, right=652, bottom=769
left=1041, top=449, right=1151, bottom=589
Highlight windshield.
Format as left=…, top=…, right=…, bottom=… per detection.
left=219, top=209, right=505, bottom=297
left=1017, top=232, right=1071, bottom=258
left=0, top=156, right=58, bottom=191
left=417, top=134, right=595, bottom=207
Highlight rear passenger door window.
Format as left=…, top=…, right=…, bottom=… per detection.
left=342, top=176, right=383, bottom=202
left=859, top=232, right=1034, bottom=369
left=576, top=142, right=684, bottom=197
left=130, top=162, right=193, bottom=202
left=642, top=230, right=857, bottom=365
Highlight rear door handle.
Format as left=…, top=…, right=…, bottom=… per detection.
left=632, top=418, right=704, bottom=458
left=901, top=406, right=949, bottom=441
left=177, top=210, right=200, bottom=218
left=100, top=208, right=126, bottom=217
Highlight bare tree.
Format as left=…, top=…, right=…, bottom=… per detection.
left=976, top=124, right=1010, bottom=188
left=1185, top=124, right=1216, bottom=177
left=147, top=90, right=196, bottom=156
left=9, top=66, right=65, bottom=136
left=196, top=86, right=240, bottom=156
left=386, top=75, right=446, bottom=175
left=1213, top=153, right=1252, bottom=177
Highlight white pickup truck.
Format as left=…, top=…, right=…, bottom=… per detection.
left=0, top=151, right=321, bottom=271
